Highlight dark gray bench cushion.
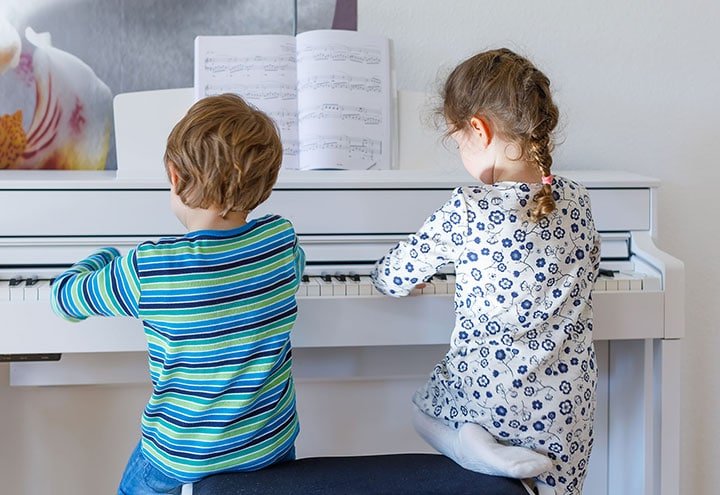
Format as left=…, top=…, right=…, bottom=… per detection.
left=193, top=454, right=529, bottom=495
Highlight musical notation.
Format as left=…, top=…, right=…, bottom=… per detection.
left=203, top=82, right=297, bottom=101
left=298, top=74, right=382, bottom=93
left=195, top=32, right=391, bottom=170
left=283, top=140, right=300, bottom=157
left=268, top=110, right=298, bottom=133
left=299, top=104, right=382, bottom=125
left=300, top=135, right=383, bottom=164
left=203, top=54, right=296, bottom=76
left=297, top=44, right=382, bottom=65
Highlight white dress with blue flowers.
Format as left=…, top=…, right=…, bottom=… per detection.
left=371, top=177, right=600, bottom=494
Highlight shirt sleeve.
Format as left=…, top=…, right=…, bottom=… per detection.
left=371, top=187, right=469, bottom=297
left=293, top=235, right=306, bottom=283
left=50, top=247, right=141, bottom=322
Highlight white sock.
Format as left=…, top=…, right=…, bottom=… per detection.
left=457, top=422, right=553, bottom=478
left=412, top=405, right=552, bottom=479
left=534, top=480, right=557, bottom=495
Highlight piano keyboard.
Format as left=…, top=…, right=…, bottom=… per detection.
left=0, top=270, right=654, bottom=303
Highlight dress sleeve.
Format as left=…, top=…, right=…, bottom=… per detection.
left=371, top=187, right=469, bottom=297
left=51, top=247, right=141, bottom=322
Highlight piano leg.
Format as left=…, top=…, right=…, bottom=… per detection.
left=603, top=339, right=680, bottom=495
left=608, top=340, right=654, bottom=495
left=655, top=339, right=681, bottom=495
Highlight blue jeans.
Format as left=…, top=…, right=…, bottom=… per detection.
left=118, top=441, right=296, bottom=494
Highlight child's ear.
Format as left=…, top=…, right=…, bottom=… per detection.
left=166, top=162, right=179, bottom=191
left=469, top=116, right=493, bottom=148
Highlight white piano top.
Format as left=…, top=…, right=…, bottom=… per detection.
left=0, top=168, right=660, bottom=190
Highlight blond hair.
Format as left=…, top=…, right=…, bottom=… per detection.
left=164, top=93, right=283, bottom=217
left=441, top=48, right=559, bottom=222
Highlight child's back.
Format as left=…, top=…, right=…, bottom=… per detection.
left=371, top=49, right=599, bottom=495
left=135, top=215, right=302, bottom=479
left=51, top=93, right=302, bottom=492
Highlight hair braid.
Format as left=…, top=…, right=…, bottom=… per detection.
left=528, top=134, right=555, bottom=222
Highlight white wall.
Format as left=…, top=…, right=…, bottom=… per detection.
left=358, top=1, right=719, bottom=493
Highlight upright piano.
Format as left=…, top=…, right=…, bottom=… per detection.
left=0, top=90, right=683, bottom=495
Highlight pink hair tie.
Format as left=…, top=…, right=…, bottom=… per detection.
left=541, top=175, right=554, bottom=185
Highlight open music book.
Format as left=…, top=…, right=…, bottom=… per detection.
left=194, top=30, right=392, bottom=171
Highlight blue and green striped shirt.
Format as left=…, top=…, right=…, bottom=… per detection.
left=51, top=215, right=304, bottom=482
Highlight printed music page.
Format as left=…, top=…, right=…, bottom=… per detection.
left=194, top=35, right=300, bottom=169
left=296, top=30, right=392, bottom=170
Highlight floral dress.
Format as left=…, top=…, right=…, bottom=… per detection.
left=371, top=177, right=600, bottom=494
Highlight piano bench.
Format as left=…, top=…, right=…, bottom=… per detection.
left=192, top=454, right=530, bottom=495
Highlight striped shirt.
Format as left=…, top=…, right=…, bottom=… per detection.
left=51, top=215, right=304, bottom=483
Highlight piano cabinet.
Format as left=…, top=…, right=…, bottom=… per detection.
left=0, top=169, right=683, bottom=495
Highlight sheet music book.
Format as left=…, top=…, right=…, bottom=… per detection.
left=194, top=30, right=393, bottom=171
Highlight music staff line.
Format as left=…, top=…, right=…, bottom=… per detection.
left=298, top=74, right=382, bottom=93
left=297, top=44, right=382, bottom=65
left=299, top=135, right=383, bottom=162
left=299, top=103, right=382, bottom=125
left=203, top=83, right=297, bottom=101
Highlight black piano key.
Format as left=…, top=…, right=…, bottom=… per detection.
left=9, top=278, right=23, bottom=287
left=301, top=275, right=310, bottom=283
left=25, top=277, right=39, bottom=287
left=349, top=274, right=361, bottom=282
left=321, top=274, right=332, bottom=282
left=334, top=274, right=346, bottom=282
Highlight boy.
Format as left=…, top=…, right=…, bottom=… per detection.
left=51, top=94, right=304, bottom=494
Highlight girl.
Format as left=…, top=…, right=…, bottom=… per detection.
left=371, top=49, right=599, bottom=495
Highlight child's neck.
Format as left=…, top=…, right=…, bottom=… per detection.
left=183, top=208, right=249, bottom=232
left=490, top=157, right=542, bottom=184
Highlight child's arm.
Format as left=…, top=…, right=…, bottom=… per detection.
left=51, top=247, right=141, bottom=322
left=371, top=188, right=468, bottom=297
left=293, top=235, right=306, bottom=285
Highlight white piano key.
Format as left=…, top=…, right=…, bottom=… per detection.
left=410, top=286, right=423, bottom=296
left=9, top=279, right=24, bottom=302
left=446, top=275, right=457, bottom=295
left=421, top=282, right=436, bottom=295
left=23, top=283, right=40, bottom=302
left=358, top=276, right=373, bottom=296
left=431, top=277, right=449, bottom=294
left=629, top=277, right=643, bottom=291
left=345, top=280, right=360, bottom=296
left=617, top=279, right=631, bottom=291
left=0, top=281, right=9, bottom=302
left=594, top=278, right=607, bottom=291
left=305, top=278, right=321, bottom=297
left=331, top=280, right=347, bottom=297
left=37, top=281, right=52, bottom=301
left=317, top=277, right=334, bottom=297
left=604, top=278, right=619, bottom=291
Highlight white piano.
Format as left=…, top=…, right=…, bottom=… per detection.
left=0, top=90, right=683, bottom=495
